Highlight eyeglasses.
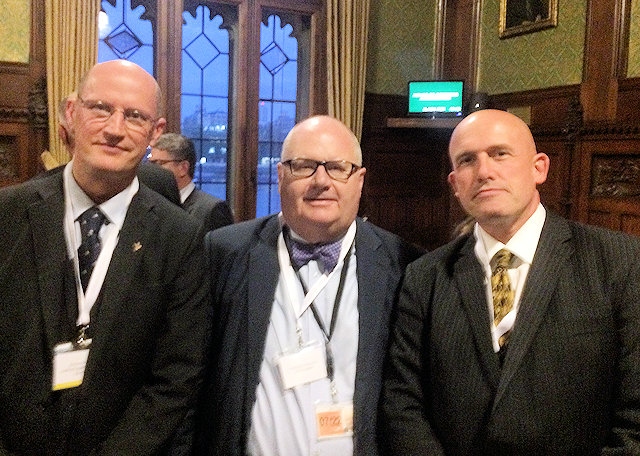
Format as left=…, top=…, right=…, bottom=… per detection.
left=77, top=96, right=157, bottom=132
left=282, top=158, right=361, bottom=182
left=147, top=158, right=183, bottom=166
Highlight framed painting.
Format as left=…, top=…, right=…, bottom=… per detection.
left=499, top=0, right=558, bottom=39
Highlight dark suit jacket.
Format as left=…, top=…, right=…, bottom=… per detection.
left=193, top=215, right=423, bottom=456
left=0, top=172, right=210, bottom=455
left=182, top=188, right=234, bottom=232
left=380, top=211, right=640, bottom=455
left=137, top=163, right=182, bottom=206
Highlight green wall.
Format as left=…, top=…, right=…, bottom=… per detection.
left=366, top=0, right=437, bottom=95
left=0, top=0, right=31, bottom=63
left=478, top=0, right=586, bottom=94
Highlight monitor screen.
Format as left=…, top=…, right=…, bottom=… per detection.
left=407, top=80, right=464, bottom=117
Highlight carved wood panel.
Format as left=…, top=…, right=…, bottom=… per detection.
left=578, top=138, right=640, bottom=237
left=0, top=123, right=29, bottom=186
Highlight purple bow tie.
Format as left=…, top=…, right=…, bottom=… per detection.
left=289, top=238, right=342, bottom=272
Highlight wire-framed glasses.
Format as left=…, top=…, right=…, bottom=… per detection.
left=77, top=96, right=157, bottom=132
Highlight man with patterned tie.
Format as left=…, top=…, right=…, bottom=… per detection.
left=0, top=60, right=209, bottom=454
left=193, top=115, right=423, bottom=456
left=380, top=109, right=640, bottom=454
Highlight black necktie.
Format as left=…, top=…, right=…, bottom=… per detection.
left=77, top=207, right=106, bottom=291
left=289, top=237, right=342, bottom=273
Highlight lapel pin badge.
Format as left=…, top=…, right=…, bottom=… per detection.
left=132, top=242, right=142, bottom=252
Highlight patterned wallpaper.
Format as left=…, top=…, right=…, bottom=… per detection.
left=0, top=0, right=31, bottom=63
left=478, top=0, right=586, bottom=95
left=365, top=0, right=437, bottom=95
left=628, top=0, right=640, bottom=77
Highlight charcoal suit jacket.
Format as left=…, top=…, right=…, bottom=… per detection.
left=0, top=171, right=210, bottom=455
left=193, top=214, right=423, bottom=456
left=182, top=188, right=233, bottom=232
left=380, top=211, right=640, bottom=455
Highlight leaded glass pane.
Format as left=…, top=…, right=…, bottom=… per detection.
left=98, top=0, right=153, bottom=75
left=256, top=14, right=298, bottom=217
left=181, top=6, right=230, bottom=201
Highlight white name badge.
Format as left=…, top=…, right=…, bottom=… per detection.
left=275, top=341, right=327, bottom=390
left=52, top=342, right=90, bottom=391
left=315, top=401, right=354, bottom=440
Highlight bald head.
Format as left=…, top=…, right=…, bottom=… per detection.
left=78, top=60, right=164, bottom=117
left=281, top=115, right=362, bottom=166
left=449, top=109, right=536, bottom=165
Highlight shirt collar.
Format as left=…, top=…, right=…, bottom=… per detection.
left=475, top=203, right=546, bottom=266
left=64, top=160, right=139, bottom=230
left=180, top=181, right=195, bottom=204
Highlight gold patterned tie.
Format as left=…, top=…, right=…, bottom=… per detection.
left=491, top=249, right=514, bottom=347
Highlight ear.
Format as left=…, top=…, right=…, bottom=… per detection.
left=65, top=97, right=77, bottom=130
left=533, top=152, right=550, bottom=185
left=355, top=166, right=366, bottom=193
left=277, top=161, right=285, bottom=194
left=447, top=171, right=459, bottom=197
left=148, top=117, right=167, bottom=145
left=177, top=159, right=190, bottom=178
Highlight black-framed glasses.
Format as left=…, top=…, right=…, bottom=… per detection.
left=77, top=96, right=157, bottom=132
left=282, top=158, right=361, bottom=182
left=147, top=158, right=183, bottom=166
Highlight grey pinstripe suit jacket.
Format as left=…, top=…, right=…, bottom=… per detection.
left=381, top=211, right=640, bottom=455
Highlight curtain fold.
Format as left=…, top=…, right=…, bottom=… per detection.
left=45, top=0, right=99, bottom=164
left=326, top=0, right=370, bottom=140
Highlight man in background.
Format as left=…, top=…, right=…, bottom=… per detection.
left=193, top=115, right=423, bottom=455
left=149, top=133, right=234, bottom=231
left=380, top=109, right=640, bottom=454
left=0, top=59, right=209, bottom=454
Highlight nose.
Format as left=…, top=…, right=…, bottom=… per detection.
left=312, top=163, right=332, bottom=185
left=103, top=108, right=127, bottom=133
left=475, top=154, right=493, bottom=180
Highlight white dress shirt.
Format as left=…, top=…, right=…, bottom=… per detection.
left=247, top=217, right=359, bottom=456
left=474, top=204, right=546, bottom=352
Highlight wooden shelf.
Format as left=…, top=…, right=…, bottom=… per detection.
left=386, top=116, right=463, bottom=129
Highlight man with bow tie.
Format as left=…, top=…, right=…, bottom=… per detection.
left=193, top=115, right=423, bottom=456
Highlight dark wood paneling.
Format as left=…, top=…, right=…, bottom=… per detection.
left=361, top=93, right=461, bottom=250
left=0, top=0, right=47, bottom=186
left=617, top=78, right=640, bottom=125
left=535, top=137, right=575, bottom=218
left=490, top=85, right=580, bottom=130
left=0, top=123, right=30, bottom=187
left=577, top=136, right=640, bottom=234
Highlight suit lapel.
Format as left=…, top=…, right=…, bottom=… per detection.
left=454, top=237, right=502, bottom=389
left=493, top=214, right=573, bottom=408
left=30, top=176, right=69, bottom=352
left=246, top=217, right=282, bottom=384
left=85, top=190, right=155, bottom=364
left=352, top=221, right=387, bottom=417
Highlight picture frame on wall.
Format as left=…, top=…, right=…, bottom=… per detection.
left=499, top=0, right=558, bottom=39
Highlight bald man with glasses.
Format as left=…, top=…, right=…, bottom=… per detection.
left=0, top=60, right=209, bottom=455
left=192, top=115, right=423, bottom=456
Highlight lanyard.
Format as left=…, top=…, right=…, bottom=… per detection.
left=63, top=165, right=127, bottom=329
left=289, top=243, right=353, bottom=383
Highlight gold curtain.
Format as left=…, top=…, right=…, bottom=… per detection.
left=326, top=0, right=370, bottom=140
left=45, top=0, right=99, bottom=165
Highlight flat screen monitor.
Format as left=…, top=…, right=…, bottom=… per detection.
left=407, top=80, right=464, bottom=118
